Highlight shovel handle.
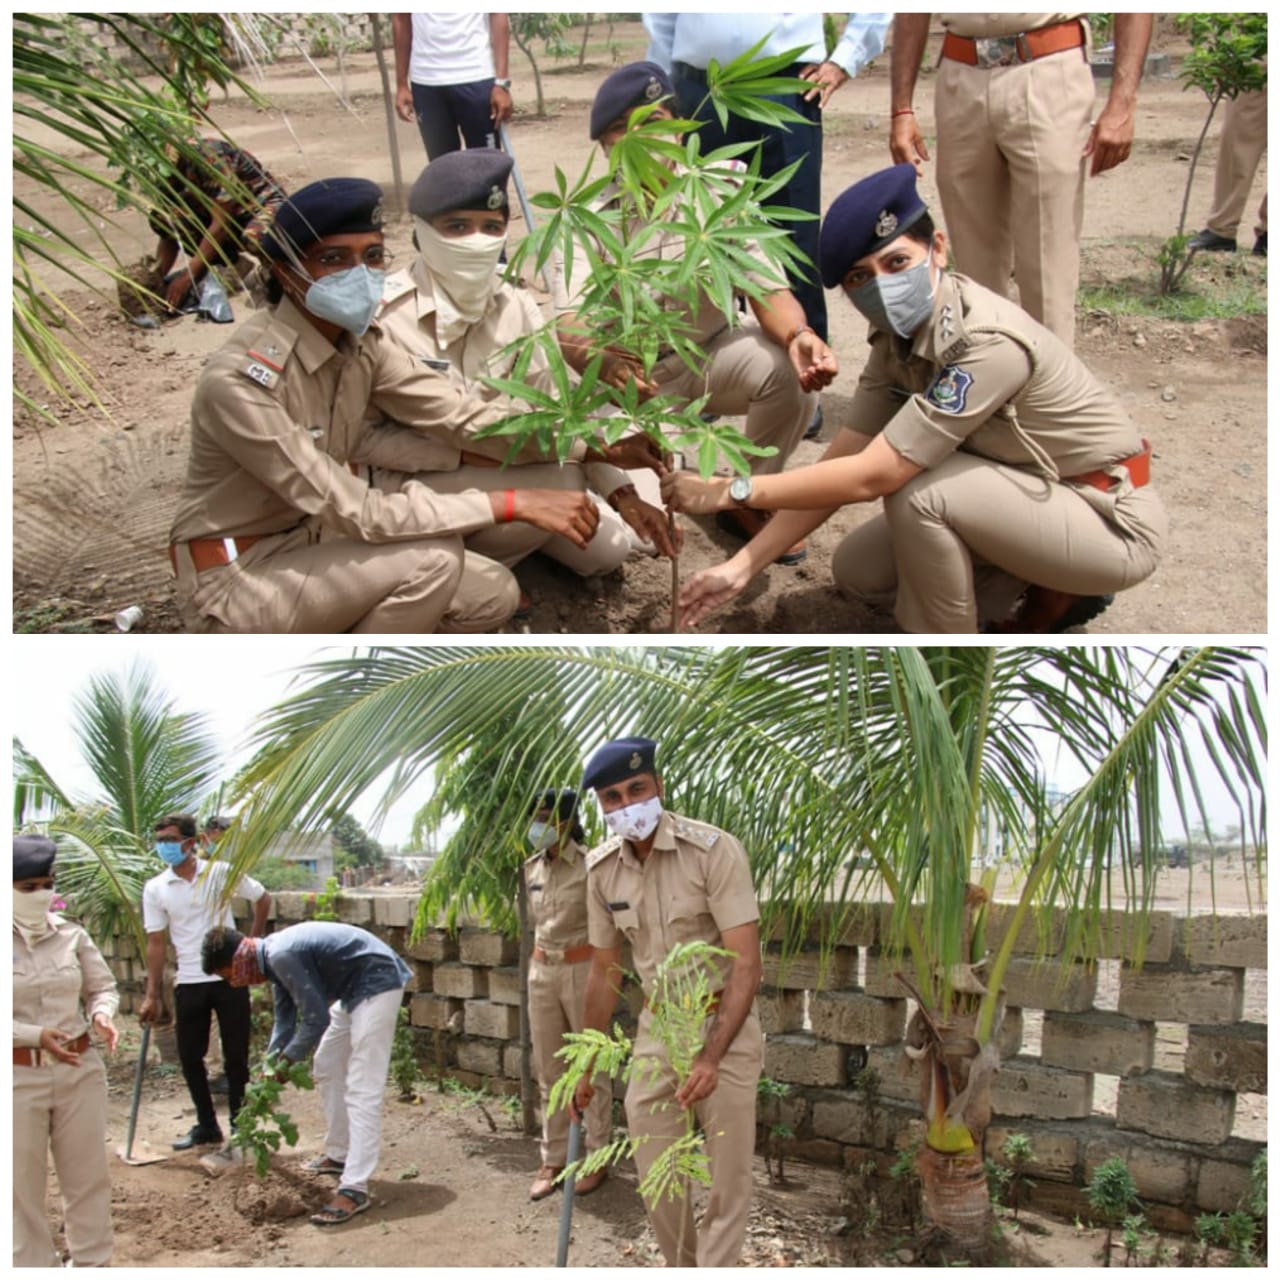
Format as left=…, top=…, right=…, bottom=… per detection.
left=555, top=1115, right=582, bottom=1267
left=124, top=1022, right=151, bottom=1162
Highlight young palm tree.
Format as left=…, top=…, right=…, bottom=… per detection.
left=221, top=645, right=1265, bottom=1259
left=13, top=661, right=223, bottom=959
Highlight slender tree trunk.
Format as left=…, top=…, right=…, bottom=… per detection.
left=369, top=12, right=405, bottom=212
left=512, top=31, right=546, bottom=117
left=578, top=16, right=592, bottom=67
left=918, top=1147, right=994, bottom=1260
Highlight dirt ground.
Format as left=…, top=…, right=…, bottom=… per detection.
left=12, top=22, right=1268, bottom=634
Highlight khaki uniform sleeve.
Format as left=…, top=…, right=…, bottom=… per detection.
left=882, top=331, right=1033, bottom=469
left=77, top=928, right=120, bottom=1023
left=586, top=866, right=622, bottom=950
left=192, top=368, right=495, bottom=542
left=704, top=831, right=759, bottom=935
left=350, top=422, right=463, bottom=473
left=847, top=336, right=907, bottom=438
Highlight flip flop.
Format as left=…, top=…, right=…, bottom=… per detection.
left=303, top=1155, right=345, bottom=1177
left=310, top=1187, right=371, bottom=1227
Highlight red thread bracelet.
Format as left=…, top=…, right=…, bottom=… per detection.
left=892, top=108, right=915, bottom=118
left=504, top=489, right=516, bottom=523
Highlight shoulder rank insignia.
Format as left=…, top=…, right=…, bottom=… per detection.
left=925, top=365, right=974, bottom=415
left=585, top=837, right=622, bottom=871
left=673, top=819, right=720, bottom=850
left=939, top=303, right=956, bottom=342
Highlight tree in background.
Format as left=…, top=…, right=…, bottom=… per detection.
left=330, top=812, right=384, bottom=874
left=13, top=662, right=223, bottom=958
left=217, top=645, right=1265, bottom=1260
left=509, top=13, right=577, bottom=117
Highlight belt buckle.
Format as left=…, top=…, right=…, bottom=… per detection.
left=974, top=36, right=1020, bottom=68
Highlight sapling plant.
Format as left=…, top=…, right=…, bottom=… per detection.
left=1086, top=1156, right=1141, bottom=1267
left=1000, top=1131, right=1035, bottom=1220
left=389, top=1006, right=420, bottom=1101
left=232, top=1051, right=315, bottom=1176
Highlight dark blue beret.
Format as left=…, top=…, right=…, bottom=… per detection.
left=589, top=61, right=674, bottom=140
left=409, top=149, right=513, bottom=222
left=530, top=787, right=579, bottom=822
left=581, top=737, right=659, bottom=791
left=14, top=834, right=57, bottom=881
left=260, top=177, right=385, bottom=261
left=820, top=164, right=930, bottom=288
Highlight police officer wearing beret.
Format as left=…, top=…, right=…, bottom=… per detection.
left=13, top=835, right=119, bottom=1267
left=665, top=165, right=1166, bottom=633
left=354, top=148, right=680, bottom=574
left=522, top=788, right=610, bottom=1201
left=168, top=176, right=600, bottom=633
left=572, top=739, right=762, bottom=1267
left=557, top=62, right=839, bottom=566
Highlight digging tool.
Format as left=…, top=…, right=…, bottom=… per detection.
left=498, top=122, right=550, bottom=292
left=116, top=1023, right=168, bottom=1166
left=555, top=1115, right=583, bottom=1267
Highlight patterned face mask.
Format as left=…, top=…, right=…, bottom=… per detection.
left=604, top=796, right=664, bottom=843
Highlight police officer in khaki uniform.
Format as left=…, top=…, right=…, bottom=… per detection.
left=573, top=738, right=763, bottom=1268
left=890, top=13, right=1152, bottom=346
left=168, top=177, right=605, bottom=633
left=1189, top=84, right=1268, bottom=257
left=667, top=166, right=1167, bottom=633
left=559, top=62, right=840, bottom=566
left=13, top=835, right=119, bottom=1268
left=357, top=148, right=679, bottom=575
left=523, top=788, right=610, bottom=1201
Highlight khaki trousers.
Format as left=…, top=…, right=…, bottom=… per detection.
left=177, top=527, right=517, bottom=633
left=625, top=1010, right=763, bottom=1268
left=832, top=453, right=1166, bottom=633
left=527, top=956, right=612, bottom=1165
left=655, top=326, right=812, bottom=476
left=13, top=1051, right=113, bottom=1268
left=935, top=48, right=1096, bottom=346
left=1207, top=87, right=1268, bottom=241
left=392, top=462, right=636, bottom=575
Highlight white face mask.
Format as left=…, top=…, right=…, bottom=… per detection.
left=604, top=796, right=664, bottom=843
left=413, top=216, right=507, bottom=342
left=14, top=889, right=55, bottom=935
left=527, top=821, right=556, bottom=852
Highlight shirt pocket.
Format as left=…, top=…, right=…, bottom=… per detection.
left=666, top=894, right=712, bottom=946
left=610, top=907, right=641, bottom=938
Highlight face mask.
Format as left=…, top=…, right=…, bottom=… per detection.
left=848, top=257, right=938, bottom=340
left=527, top=821, right=556, bottom=852
left=155, top=840, right=187, bottom=867
left=13, top=889, right=55, bottom=933
left=413, top=216, right=507, bottom=341
left=604, top=796, right=664, bottom=843
left=303, top=264, right=386, bottom=337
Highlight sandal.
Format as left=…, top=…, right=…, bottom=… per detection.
left=303, top=1155, right=345, bottom=1177
left=310, top=1187, right=371, bottom=1227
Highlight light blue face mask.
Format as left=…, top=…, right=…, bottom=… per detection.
left=527, top=821, right=556, bottom=852
left=848, top=258, right=937, bottom=340
left=303, top=264, right=386, bottom=337
left=155, top=840, right=187, bottom=867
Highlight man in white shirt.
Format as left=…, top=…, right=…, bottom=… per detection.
left=392, top=13, right=513, bottom=160
left=140, top=813, right=271, bottom=1149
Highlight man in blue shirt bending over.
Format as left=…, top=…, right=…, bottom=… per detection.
left=203, top=922, right=412, bottom=1228
left=645, top=14, right=891, bottom=439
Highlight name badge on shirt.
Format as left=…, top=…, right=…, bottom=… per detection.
left=242, top=361, right=279, bottom=389
left=419, top=357, right=451, bottom=372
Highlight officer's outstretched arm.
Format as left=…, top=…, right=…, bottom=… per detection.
left=573, top=945, right=624, bottom=1120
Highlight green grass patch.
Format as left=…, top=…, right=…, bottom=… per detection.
left=14, top=603, right=96, bottom=633
left=1079, top=241, right=1267, bottom=321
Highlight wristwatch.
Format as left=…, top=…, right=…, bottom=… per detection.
left=493, top=77, right=512, bottom=91
left=729, top=476, right=753, bottom=507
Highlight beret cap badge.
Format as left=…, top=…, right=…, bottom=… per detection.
left=486, top=185, right=504, bottom=210
left=875, top=209, right=898, bottom=238
left=629, top=751, right=642, bottom=770
left=644, top=76, right=663, bottom=102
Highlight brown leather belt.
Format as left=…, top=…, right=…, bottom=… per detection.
left=533, top=944, right=593, bottom=966
left=942, top=20, right=1085, bottom=68
left=1070, top=440, right=1152, bottom=494
left=14, top=1032, right=91, bottom=1066
left=169, top=535, right=266, bottom=575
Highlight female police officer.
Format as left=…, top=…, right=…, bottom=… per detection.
left=664, top=164, right=1166, bottom=633
left=13, top=835, right=119, bottom=1267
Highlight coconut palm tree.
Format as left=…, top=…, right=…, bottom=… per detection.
left=219, top=644, right=1265, bottom=1260
left=13, top=661, right=224, bottom=959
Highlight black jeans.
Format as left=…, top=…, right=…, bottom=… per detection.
left=174, top=979, right=251, bottom=1132
left=672, top=61, right=828, bottom=342
left=411, top=79, right=497, bottom=160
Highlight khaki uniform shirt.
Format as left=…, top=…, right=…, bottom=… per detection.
left=358, top=263, right=624, bottom=494
left=939, top=13, right=1084, bottom=38
left=585, top=810, right=758, bottom=996
left=169, top=294, right=567, bottom=546
left=849, top=272, right=1154, bottom=531
left=12, top=918, right=118, bottom=1049
left=524, top=838, right=591, bottom=952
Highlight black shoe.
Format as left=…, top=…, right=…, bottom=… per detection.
left=1187, top=228, right=1237, bottom=253
left=210, top=1073, right=229, bottom=1095
left=803, top=402, right=824, bottom=441
left=173, top=1124, right=223, bottom=1151
left=986, top=588, right=1114, bottom=634
left=1253, top=232, right=1267, bottom=258
left=714, top=508, right=807, bottom=565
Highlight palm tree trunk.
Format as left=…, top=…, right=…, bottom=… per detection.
left=918, top=1147, right=993, bottom=1260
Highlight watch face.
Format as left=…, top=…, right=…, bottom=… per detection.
left=730, top=477, right=752, bottom=503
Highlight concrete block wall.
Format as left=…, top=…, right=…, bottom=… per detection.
left=99, top=892, right=1266, bottom=1221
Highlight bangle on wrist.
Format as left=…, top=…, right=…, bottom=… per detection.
left=503, top=489, right=516, bottom=523
left=785, top=323, right=814, bottom=348
left=606, top=484, right=637, bottom=511
left=892, top=107, right=915, bottom=118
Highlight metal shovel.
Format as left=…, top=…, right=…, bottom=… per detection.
left=555, top=1116, right=583, bottom=1267
left=116, top=1023, right=168, bottom=1165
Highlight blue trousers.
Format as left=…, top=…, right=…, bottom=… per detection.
left=411, top=79, right=497, bottom=160
left=672, top=61, right=828, bottom=341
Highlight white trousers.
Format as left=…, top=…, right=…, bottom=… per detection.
left=311, top=987, right=403, bottom=1192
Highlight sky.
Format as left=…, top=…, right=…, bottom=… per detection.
left=9, top=638, right=1259, bottom=849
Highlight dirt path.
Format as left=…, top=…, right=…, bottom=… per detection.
left=13, top=24, right=1267, bottom=633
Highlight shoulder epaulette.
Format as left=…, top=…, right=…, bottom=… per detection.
left=239, top=317, right=298, bottom=391
left=379, top=269, right=416, bottom=312
left=585, top=837, right=623, bottom=870
left=672, top=818, right=721, bottom=850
